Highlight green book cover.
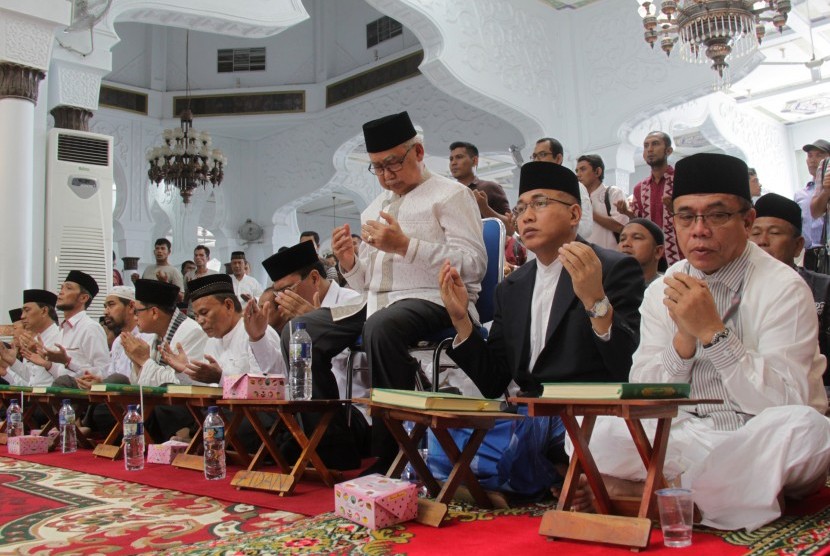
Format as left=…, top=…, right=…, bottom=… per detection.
left=31, top=386, right=91, bottom=396
left=90, top=383, right=167, bottom=395
left=541, top=382, right=690, bottom=399
left=0, top=385, right=33, bottom=393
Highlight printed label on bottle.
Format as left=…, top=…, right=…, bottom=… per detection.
left=123, top=423, right=143, bottom=436
left=9, top=413, right=21, bottom=424
left=290, top=342, right=311, bottom=360
left=205, top=425, right=224, bottom=441
left=59, top=415, right=74, bottom=427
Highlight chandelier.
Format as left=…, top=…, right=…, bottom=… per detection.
left=146, top=31, right=226, bottom=204
left=636, top=0, right=792, bottom=88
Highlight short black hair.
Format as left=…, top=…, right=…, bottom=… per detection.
left=35, top=302, right=59, bottom=324
left=155, top=238, right=172, bottom=250
left=350, top=234, right=361, bottom=240
left=194, top=245, right=210, bottom=258
left=181, top=260, right=195, bottom=273
left=300, top=231, right=320, bottom=245
left=577, top=154, right=605, bottom=183
left=748, top=167, right=757, bottom=177
left=449, top=141, right=478, bottom=158
left=78, top=286, right=93, bottom=309
left=645, top=131, right=672, bottom=149
left=536, top=137, right=563, bottom=157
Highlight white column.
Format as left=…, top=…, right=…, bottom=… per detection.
left=0, top=93, right=36, bottom=314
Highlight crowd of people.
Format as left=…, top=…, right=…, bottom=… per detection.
left=3, top=111, right=830, bottom=533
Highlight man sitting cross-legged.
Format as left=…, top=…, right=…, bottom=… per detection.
left=439, top=161, right=645, bottom=500
left=588, top=153, right=830, bottom=531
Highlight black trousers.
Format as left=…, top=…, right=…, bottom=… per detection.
left=281, top=298, right=453, bottom=465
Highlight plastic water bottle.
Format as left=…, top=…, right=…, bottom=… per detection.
left=6, top=399, right=23, bottom=438
left=203, top=406, right=226, bottom=480
left=289, top=322, right=312, bottom=401
left=58, top=399, right=77, bottom=453
left=123, top=404, right=145, bottom=471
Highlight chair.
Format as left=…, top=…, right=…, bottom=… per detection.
left=345, top=217, right=506, bottom=400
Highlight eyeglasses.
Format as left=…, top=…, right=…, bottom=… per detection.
left=530, top=151, right=554, bottom=161
left=274, top=280, right=303, bottom=295
left=368, top=145, right=415, bottom=175
left=672, top=210, right=747, bottom=229
left=512, top=196, right=574, bottom=219
left=133, top=306, right=152, bottom=314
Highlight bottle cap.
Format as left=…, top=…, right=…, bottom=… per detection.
left=62, top=399, right=71, bottom=404
left=127, top=404, right=137, bottom=411
left=294, top=322, right=306, bottom=330
left=208, top=406, right=218, bottom=413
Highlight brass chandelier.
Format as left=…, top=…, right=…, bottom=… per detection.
left=637, top=0, right=792, bottom=88
left=146, top=31, right=226, bottom=204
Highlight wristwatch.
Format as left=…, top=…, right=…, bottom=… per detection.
left=585, top=296, right=611, bottom=318
left=703, top=328, right=730, bottom=348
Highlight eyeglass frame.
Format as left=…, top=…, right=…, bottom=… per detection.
left=671, top=209, right=749, bottom=229
left=367, top=144, right=416, bottom=175
left=530, top=150, right=555, bottom=161
left=512, top=195, right=575, bottom=219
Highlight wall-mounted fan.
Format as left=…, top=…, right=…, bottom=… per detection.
left=57, top=0, right=113, bottom=57
left=238, top=219, right=264, bottom=244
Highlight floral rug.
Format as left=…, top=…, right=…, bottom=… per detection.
left=0, top=456, right=304, bottom=555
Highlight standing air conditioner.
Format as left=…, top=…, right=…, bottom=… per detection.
left=45, top=128, right=113, bottom=321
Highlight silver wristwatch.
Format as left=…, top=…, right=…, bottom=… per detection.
left=586, top=296, right=611, bottom=318
left=704, top=328, right=730, bottom=348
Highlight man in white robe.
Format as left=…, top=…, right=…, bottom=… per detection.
left=0, top=290, right=60, bottom=386
left=588, top=153, right=830, bottom=531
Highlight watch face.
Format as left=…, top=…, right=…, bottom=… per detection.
left=589, top=297, right=610, bottom=318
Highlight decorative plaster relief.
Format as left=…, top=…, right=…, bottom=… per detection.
left=3, top=17, right=53, bottom=70
left=55, top=66, right=103, bottom=110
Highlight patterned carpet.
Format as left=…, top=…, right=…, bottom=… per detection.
left=0, top=457, right=304, bottom=555
left=2, top=454, right=830, bottom=555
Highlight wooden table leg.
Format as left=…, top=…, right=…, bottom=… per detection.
left=382, top=414, right=441, bottom=497
left=635, top=416, right=671, bottom=520
left=559, top=414, right=612, bottom=514
left=222, top=409, right=251, bottom=467
left=279, top=409, right=336, bottom=489
left=388, top=420, right=427, bottom=478
left=242, top=407, right=291, bottom=472
left=432, top=427, right=493, bottom=508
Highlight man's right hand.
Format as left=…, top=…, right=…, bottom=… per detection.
left=332, top=223, right=356, bottom=272
left=615, top=199, right=634, bottom=218
left=439, top=260, right=473, bottom=341
left=0, top=342, right=18, bottom=367
left=243, top=299, right=271, bottom=342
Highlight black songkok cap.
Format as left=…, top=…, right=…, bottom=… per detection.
left=672, top=153, right=750, bottom=202
left=65, top=270, right=99, bottom=300
left=135, top=279, right=180, bottom=308
left=262, top=241, right=319, bottom=282
left=231, top=251, right=246, bottom=260
left=518, top=161, right=581, bottom=201
left=754, top=192, right=803, bottom=236
left=8, top=308, right=22, bottom=323
left=23, top=289, right=57, bottom=307
left=626, top=218, right=664, bottom=246
left=189, top=274, right=235, bottom=302
left=363, top=111, right=417, bottom=153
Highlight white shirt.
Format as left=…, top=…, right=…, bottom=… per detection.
left=338, top=173, right=486, bottom=320
left=135, top=316, right=208, bottom=386
left=632, top=242, right=827, bottom=415
left=8, top=323, right=60, bottom=386
left=50, top=311, right=110, bottom=379
left=577, top=182, right=594, bottom=239
left=232, top=274, right=264, bottom=306
left=529, top=258, right=564, bottom=370
left=202, top=317, right=262, bottom=381
left=587, top=184, right=629, bottom=250
left=107, top=325, right=154, bottom=380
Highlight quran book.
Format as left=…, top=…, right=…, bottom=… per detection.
left=31, top=386, right=89, bottom=396
left=0, top=385, right=33, bottom=393
left=541, top=382, right=690, bottom=400
left=89, top=383, right=167, bottom=395
left=371, top=388, right=502, bottom=412
left=166, top=384, right=224, bottom=396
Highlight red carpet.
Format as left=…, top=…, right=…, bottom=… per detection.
left=2, top=448, right=357, bottom=516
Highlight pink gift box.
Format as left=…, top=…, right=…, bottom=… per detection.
left=222, top=374, right=285, bottom=400
left=8, top=435, right=49, bottom=455
left=334, top=473, right=418, bottom=530
left=147, top=440, right=189, bottom=464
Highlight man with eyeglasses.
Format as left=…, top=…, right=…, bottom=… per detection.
left=531, top=137, right=593, bottom=239
left=122, top=279, right=207, bottom=387
left=616, top=131, right=683, bottom=266
left=750, top=193, right=830, bottom=389
left=439, top=161, right=644, bottom=499
left=590, top=153, right=830, bottom=531
left=287, top=111, right=487, bottom=474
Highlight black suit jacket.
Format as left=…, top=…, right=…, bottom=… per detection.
left=798, top=267, right=830, bottom=383
left=448, top=240, right=645, bottom=398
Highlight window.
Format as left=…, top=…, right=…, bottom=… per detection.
left=217, top=47, right=266, bottom=73
left=366, top=16, right=402, bottom=48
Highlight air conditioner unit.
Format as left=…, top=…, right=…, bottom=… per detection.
left=45, top=128, right=114, bottom=321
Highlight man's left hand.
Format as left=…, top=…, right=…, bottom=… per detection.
left=121, top=333, right=151, bottom=367
left=663, top=273, right=724, bottom=343
left=362, top=211, right=410, bottom=256
left=43, top=344, right=71, bottom=365
left=276, top=289, right=318, bottom=320
left=473, top=189, right=489, bottom=214
left=559, top=242, right=605, bottom=309
left=183, top=355, right=223, bottom=384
